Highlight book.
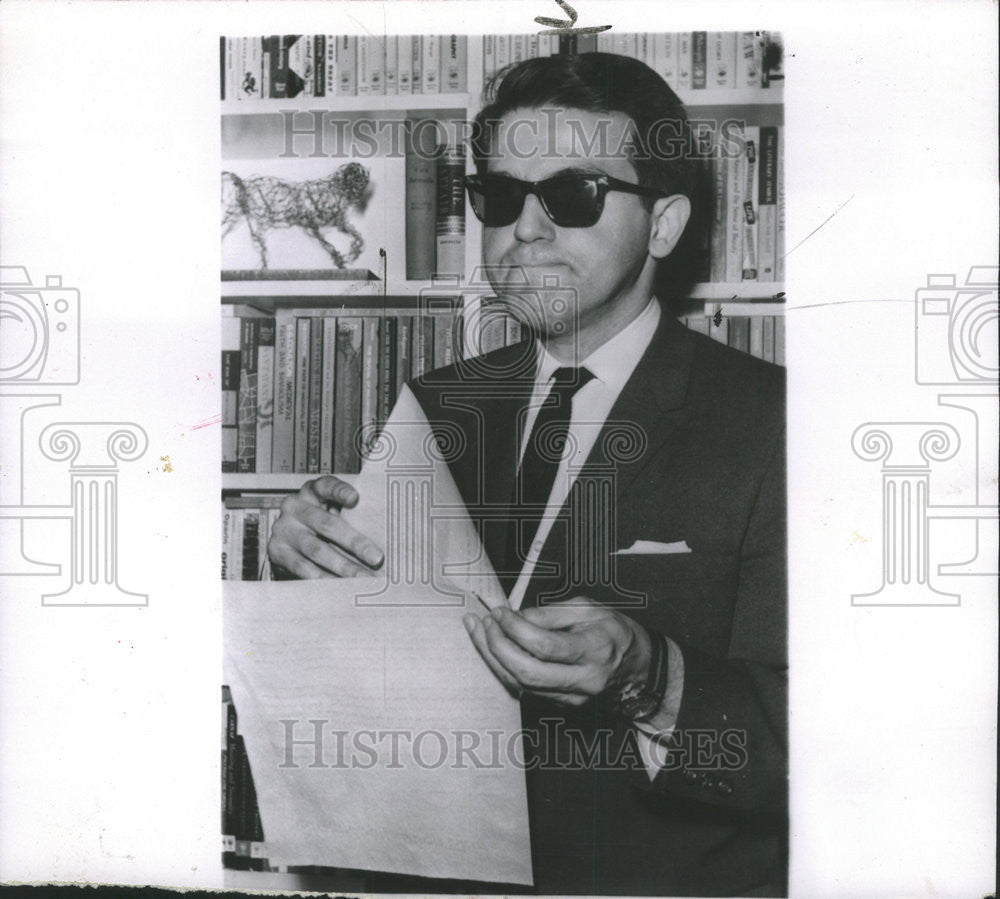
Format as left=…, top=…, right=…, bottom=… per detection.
left=320, top=316, right=338, bottom=474
left=433, top=312, right=455, bottom=369
left=495, top=35, right=510, bottom=73
left=221, top=507, right=235, bottom=580
left=324, top=34, right=338, bottom=98
left=293, top=317, right=311, bottom=474
left=435, top=142, right=466, bottom=278
left=337, top=35, right=357, bottom=96
left=613, top=33, right=637, bottom=59
left=334, top=317, right=363, bottom=473
left=421, top=35, right=440, bottom=94
left=742, top=127, right=759, bottom=281
left=709, top=128, right=729, bottom=283
left=749, top=316, right=764, bottom=360
left=691, top=32, right=707, bottom=89
left=736, top=31, right=762, bottom=88
left=405, top=118, right=438, bottom=279
left=360, top=317, right=380, bottom=458
left=395, top=315, right=412, bottom=397
left=656, top=32, right=675, bottom=91
left=237, top=317, right=259, bottom=473
left=442, top=35, right=467, bottom=92
left=677, top=33, right=692, bottom=90
left=775, top=128, right=785, bottom=282
left=221, top=315, right=241, bottom=473
left=255, top=317, right=275, bottom=474
left=242, top=510, right=261, bottom=581
left=222, top=688, right=238, bottom=863
left=725, top=121, right=746, bottom=283
left=761, top=315, right=775, bottom=362
left=378, top=315, right=397, bottom=430
left=710, top=32, right=736, bottom=88
left=757, top=125, right=779, bottom=282
left=282, top=35, right=312, bottom=98
left=223, top=507, right=244, bottom=581
left=576, top=34, right=598, bottom=54
left=410, top=35, right=423, bottom=93
left=307, top=312, right=324, bottom=473
left=272, top=312, right=296, bottom=474
left=483, top=35, right=496, bottom=82
left=397, top=35, right=412, bottom=93
left=774, top=315, right=785, bottom=366
left=384, top=35, right=398, bottom=94
left=728, top=315, right=750, bottom=354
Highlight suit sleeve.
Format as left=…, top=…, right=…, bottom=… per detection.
left=638, top=424, right=787, bottom=817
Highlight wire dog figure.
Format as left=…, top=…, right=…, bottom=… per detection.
left=221, top=161, right=372, bottom=270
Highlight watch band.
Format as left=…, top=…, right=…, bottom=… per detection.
left=615, top=629, right=670, bottom=721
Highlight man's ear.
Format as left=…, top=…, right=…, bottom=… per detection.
left=648, top=195, right=692, bottom=260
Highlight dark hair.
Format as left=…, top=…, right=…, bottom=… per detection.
left=471, top=52, right=697, bottom=203
left=470, top=52, right=708, bottom=305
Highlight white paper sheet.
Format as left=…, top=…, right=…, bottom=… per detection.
left=223, top=385, right=531, bottom=884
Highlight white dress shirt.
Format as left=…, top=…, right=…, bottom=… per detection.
left=507, top=298, right=684, bottom=778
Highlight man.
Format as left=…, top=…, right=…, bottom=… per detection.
left=269, top=52, right=787, bottom=897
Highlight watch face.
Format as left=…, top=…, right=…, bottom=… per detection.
left=619, top=692, right=659, bottom=720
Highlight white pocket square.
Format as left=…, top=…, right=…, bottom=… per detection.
left=613, top=539, right=692, bottom=556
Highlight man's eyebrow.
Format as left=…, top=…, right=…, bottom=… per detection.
left=489, top=165, right=610, bottom=181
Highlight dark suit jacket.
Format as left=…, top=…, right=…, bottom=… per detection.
left=407, top=312, right=787, bottom=897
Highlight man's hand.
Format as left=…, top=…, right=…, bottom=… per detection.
left=267, top=476, right=384, bottom=579
left=463, top=598, right=653, bottom=707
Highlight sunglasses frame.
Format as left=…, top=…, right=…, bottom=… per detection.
left=464, top=171, right=669, bottom=228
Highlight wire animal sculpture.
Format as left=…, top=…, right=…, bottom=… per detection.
left=221, top=162, right=372, bottom=270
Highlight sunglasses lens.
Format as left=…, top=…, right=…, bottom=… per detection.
left=540, top=177, right=601, bottom=227
left=468, top=180, right=526, bottom=226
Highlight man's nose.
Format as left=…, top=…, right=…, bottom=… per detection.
left=513, top=191, right=555, bottom=242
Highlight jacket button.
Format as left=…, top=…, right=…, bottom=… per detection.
left=700, top=775, right=715, bottom=789
left=683, top=769, right=699, bottom=784
left=716, top=780, right=733, bottom=796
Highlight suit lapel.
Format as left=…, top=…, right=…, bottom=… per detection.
left=524, top=316, right=695, bottom=607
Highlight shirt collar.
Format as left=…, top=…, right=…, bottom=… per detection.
left=534, top=297, right=661, bottom=394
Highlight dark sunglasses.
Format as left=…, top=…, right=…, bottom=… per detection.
left=464, top=172, right=667, bottom=228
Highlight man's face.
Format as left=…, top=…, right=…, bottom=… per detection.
left=482, top=106, right=657, bottom=351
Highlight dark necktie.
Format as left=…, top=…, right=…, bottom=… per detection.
left=503, top=366, right=595, bottom=589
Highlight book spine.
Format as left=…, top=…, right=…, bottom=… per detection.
left=422, top=316, right=436, bottom=373
left=320, top=316, right=338, bottom=474
left=527, top=34, right=539, bottom=60
left=691, top=32, right=707, bottom=89
left=512, top=34, right=526, bottom=64
left=613, top=33, right=637, bottom=59
left=761, top=315, right=775, bottom=362
left=537, top=33, right=553, bottom=57
left=325, top=34, right=338, bottom=97
left=558, top=33, right=577, bottom=55
left=638, top=33, right=653, bottom=68
left=411, top=313, right=427, bottom=378
left=757, top=125, right=779, bottom=282
left=384, top=35, right=398, bottom=94
left=483, top=35, right=496, bottom=82
left=657, top=32, right=675, bottom=87
left=505, top=316, right=523, bottom=346
left=307, top=313, right=323, bottom=473
left=728, top=315, right=750, bottom=354
left=479, top=311, right=506, bottom=354
left=357, top=34, right=370, bottom=95
left=725, top=121, right=746, bottom=283
left=221, top=316, right=241, bottom=473
left=710, top=129, right=729, bottom=283
left=221, top=506, right=234, bottom=581
left=435, top=142, right=466, bottom=278
left=313, top=35, right=326, bottom=97
left=360, top=317, right=380, bottom=458
left=397, top=34, right=413, bottom=93
left=223, top=691, right=238, bottom=861
left=378, top=315, right=397, bottom=429
left=433, top=312, right=455, bottom=369
left=421, top=35, right=440, bottom=93
left=293, top=317, right=311, bottom=474
left=774, top=315, right=785, bottom=366
left=255, top=317, right=275, bottom=474
left=749, top=316, right=765, bottom=360
left=289, top=35, right=311, bottom=98
left=370, top=35, right=386, bottom=96
left=736, top=31, right=761, bottom=88
left=334, top=318, right=363, bottom=473
left=576, top=33, right=598, bottom=54
left=710, top=31, right=736, bottom=88
left=237, top=317, right=259, bottom=473
left=410, top=36, right=422, bottom=93
left=677, top=33, right=692, bottom=90
left=495, top=35, right=510, bottom=72
left=338, top=35, right=357, bottom=96
left=220, top=37, right=228, bottom=102
left=442, top=35, right=467, bottom=92
left=272, top=313, right=296, bottom=473
left=775, top=128, right=785, bottom=282
left=241, top=510, right=261, bottom=581
left=226, top=508, right=244, bottom=582
left=405, top=119, right=438, bottom=280
left=742, top=126, right=759, bottom=281
left=395, top=315, right=412, bottom=396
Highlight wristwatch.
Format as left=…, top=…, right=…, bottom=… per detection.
left=615, top=629, right=670, bottom=721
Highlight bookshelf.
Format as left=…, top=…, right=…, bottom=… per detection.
left=220, top=30, right=785, bottom=882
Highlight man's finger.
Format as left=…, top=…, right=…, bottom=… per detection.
left=306, top=475, right=360, bottom=508
left=464, top=615, right=522, bottom=696
left=520, top=599, right=602, bottom=630
left=300, top=507, right=384, bottom=569
left=483, top=615, right=580, bottom=692
left=490, top=607, right=581, bottom=663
